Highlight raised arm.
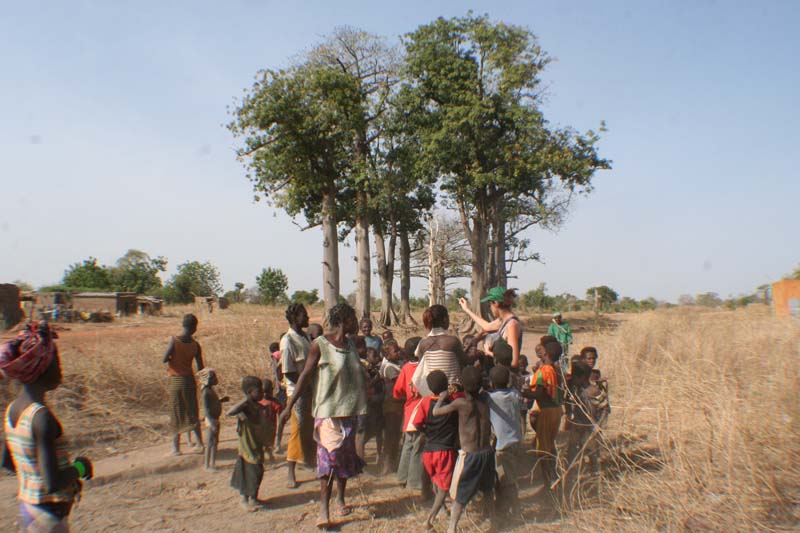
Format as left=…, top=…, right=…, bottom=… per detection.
left=226, top=397, right=249, bottom=417
left=458, top=298, right=500, bottom=332
left=432, top=391, right=463, bottom=417
left=162, top=337, right=175, bottom=364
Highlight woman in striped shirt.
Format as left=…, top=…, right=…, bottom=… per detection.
left=412, top=305, right=469, bottom=397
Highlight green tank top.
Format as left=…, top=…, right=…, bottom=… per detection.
left=312, top=336, right=368, bottom=419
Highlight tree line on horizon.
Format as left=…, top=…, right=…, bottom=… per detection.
left=19, top=249, right=774, bottom=315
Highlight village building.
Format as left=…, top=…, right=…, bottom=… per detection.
left=771, top=279, right=800, bottom=318
left=0, top=284, right=23, bottom=330
left=72, top=292, right=138, bottom=316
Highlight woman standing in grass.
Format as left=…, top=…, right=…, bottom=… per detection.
left=163, top=314, right=205, bottom=455
left=279, top=303, right=368, bottom=529
left=459, top=287, right=523, bottom=368
left=1, top=322, right=93, bottom=532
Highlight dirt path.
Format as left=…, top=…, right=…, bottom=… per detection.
left=0, top=423, right=561, bottom=532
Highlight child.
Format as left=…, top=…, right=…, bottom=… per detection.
left=565, top=361, right=610, bottom=469
left=260, top=379, right=282, bottom=462
left=228, top=376, right=270, bottom=512
left=381, top=339, right=405, bottom=474
left=357, top=347, right=385, bottom=463
left=529, top=341, right=563, bottom=484
left=360, top=317, right=383, bottom=353
left=395, top=336, right=429, bottom=493
left=579, top=347, right=610, bottom=421
left=433, top=366, right=495, bottom=533
left=307, top=323, right=324, bottom=342
left=198, top=368, right=229, bottom=471
left=270, top=341, right=286, bottom=407
left=412, top=370, right=459, bottom=529
left=163, top=314, right=205, bottom=455
left=487, top=366, right=535, bottom=513
left=381, top=330, right=395, bottom=342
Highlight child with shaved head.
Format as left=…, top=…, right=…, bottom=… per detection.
left=411, top=370, right=459, bottom=529
left=433, top=366, right=495, bottom=533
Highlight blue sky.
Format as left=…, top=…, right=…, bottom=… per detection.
left=1, top=0, right=797, bottom=302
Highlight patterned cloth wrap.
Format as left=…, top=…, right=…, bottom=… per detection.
left=0, top=324, right=57, bottom=384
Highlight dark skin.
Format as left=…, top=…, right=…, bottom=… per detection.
left=279, top=309, right=359, bottom=529
left=163, top=321, right=205, bottom=453
left=2, top=348, right=92, bottom=518
left=276, top=306, right=309, bottom=487
left=201, top=374, right=229, bottom=471
left=227, top=384, right=264, bottom=511
left=432, top=387, right=493, bottom=533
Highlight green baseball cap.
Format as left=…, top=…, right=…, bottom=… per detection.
left=480, top=286, right=507, bottom=303
left=553, top=311, right=562, bottom=318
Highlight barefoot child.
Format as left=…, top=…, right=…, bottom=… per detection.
left=228, top=376, right=271, bottom=512
left=198, top=368, right=229, bottom=471
left=529, top=341, right=564, bottom=484
left=565, top=361, right=609, bottom=469
left=395, top=336, right=428, bottom=492
left=411, top=370, right=459, bottom=529
left=163, top=314, right=205, bottom=455
left=433, top=366, right=495, bottom=533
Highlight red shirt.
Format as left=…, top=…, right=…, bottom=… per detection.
left=393, top=361, right=421, bottom=432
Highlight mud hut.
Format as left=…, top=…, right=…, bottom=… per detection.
left=137, top=296, right=163, bottom=316
left=73, top=292, right=138, bottom=316
left=0, top=284, right=23, bottom=330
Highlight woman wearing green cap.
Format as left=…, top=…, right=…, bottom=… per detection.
left=459, top=287, right=523, bottom=368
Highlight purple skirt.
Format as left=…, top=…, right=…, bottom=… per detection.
left=315, top=416, right=364, bottom=479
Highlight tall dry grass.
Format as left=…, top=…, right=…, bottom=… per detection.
left=562, top=305, right=800, bottom=532
left=2, top=304, right=798, bottom=530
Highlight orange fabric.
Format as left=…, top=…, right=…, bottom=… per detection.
left=533, top=406, right=562, bottom=455
left=531, top=364, right=558, bottom=400
left=168, top=337, right=198, bottom=377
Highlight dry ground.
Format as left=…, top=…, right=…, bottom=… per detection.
left=1, top=304, right=798, bottom=532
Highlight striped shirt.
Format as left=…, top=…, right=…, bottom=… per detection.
left=4, top=403, right=76, bottom=505
left=412, top=328, right=466, bottom=397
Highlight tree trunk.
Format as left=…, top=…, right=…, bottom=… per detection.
left=398, top=229, right=417, bottom=325
left=493, top=199, right=507, bottom=289
left=469, top=216, right=489, bottom=320
left=355, top=189, right=371, bottom=319
left=374, top=223, right=398, bottom=327
left=321, top=187, right=340, bottom=320
left=428, top=217, right=446, bottom=306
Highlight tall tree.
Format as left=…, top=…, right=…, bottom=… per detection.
left=309, top=27, right=400, bottom=319
left=229, top=62, right=357, bottom=315
left=410, top=215, right=471, bottom=306
left=163, top=261, right=223, bottom=304
left=110, top=249, right=167, bottom=294
left=403, top=14, right=610, bottom=318
left=256, top=267, right=289, bottom=305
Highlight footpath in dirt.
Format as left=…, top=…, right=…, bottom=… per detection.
left=0, top=423, right=560, bottom=532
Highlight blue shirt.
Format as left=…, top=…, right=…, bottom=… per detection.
left=365, top=335, right=383, bottom=353
left=487, top=388, right=522, bottom=450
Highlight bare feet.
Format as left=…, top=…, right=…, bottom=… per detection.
left=333, top=502, right=350, bottom=517
left=287, top=480, right=299, bottom=489
left=315, top=517, right=331, bottom=530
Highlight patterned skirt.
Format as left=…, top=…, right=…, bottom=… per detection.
left=315, top=416, right=364, bottom=479
left=169, top=375, right=199, bottom=434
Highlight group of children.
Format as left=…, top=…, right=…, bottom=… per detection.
left=168, top=313, right=610, bottom=530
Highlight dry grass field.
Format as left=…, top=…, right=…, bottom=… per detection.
left=1, top=304, right=798, bottom=532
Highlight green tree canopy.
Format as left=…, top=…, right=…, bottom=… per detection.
left=586, top=285, right=619, bottom=309
left=163, top=261, right=223, bottom=304
left=291, top=289, right=319, bottom=306
left=402, top=13, right=610, bottom=317
left=256, top=268, right=289, bottom=305
left=110, top=249, right=167, bottom=294
left=63, top=258, right=112, bottom=291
